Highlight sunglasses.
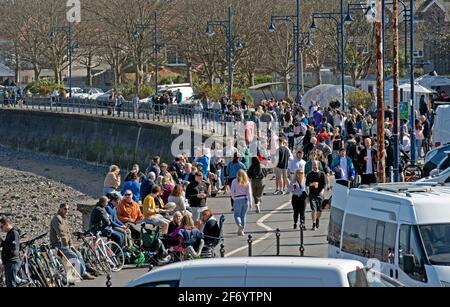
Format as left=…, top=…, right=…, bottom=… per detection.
left=125, top=194, right=132, bottom=197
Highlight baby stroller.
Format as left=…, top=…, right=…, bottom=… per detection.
left=200, top=215, right=225, bottom=258
left=133, top=224, right=170, bottom=269
left=169, top=228, right=205, bottom=262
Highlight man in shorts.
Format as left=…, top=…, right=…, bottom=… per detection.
left=305, top=160, right=326, bottom=231
left=274, top=138, right=291, bottom=195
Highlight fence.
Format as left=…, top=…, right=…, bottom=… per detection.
left=0, top=97, right=232, bottom=136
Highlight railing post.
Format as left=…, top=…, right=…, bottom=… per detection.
left=106, top=274, right=112, bottom=287
left=220, top=243, right=225, bottom=258
left=299, top=225, right=305, bottom=257
left=247, top=235, right=253, bottom=257
left=276, top=228, right=281, bottom=256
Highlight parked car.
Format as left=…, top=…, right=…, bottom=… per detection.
left=68, top=87, right=83, bottom=97
left=419, top=167, right=450, bottom=185
left=95, top=89, right=115, bottom=104
left=424, top=144, right=450, bottom=176
left=76, top=88, right=104, bottom=100
left=330, top=182, right=450, bottom=287
left=126, top=257, right=402, bottom=287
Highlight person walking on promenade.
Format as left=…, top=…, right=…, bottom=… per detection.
left=305, top=161, right=326, bottom=231
left=247, top=157, right=266, bottom=213
left=231, top=170, right=253, bottom=236
left=288, top=169, right=307, bottom=231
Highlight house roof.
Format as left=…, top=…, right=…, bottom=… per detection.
left=0, top=63, right=14, bottom=77
left=419, top=0, right=450, bottom=21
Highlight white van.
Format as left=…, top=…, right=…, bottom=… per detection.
left=126, top=257, right=402, bottom=287
left=329, top=183, right=450, bottom=287
left=432, top=105, right=450, bottom=148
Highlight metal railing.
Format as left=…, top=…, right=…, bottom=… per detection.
left=0, top=97, right=232, bottom=136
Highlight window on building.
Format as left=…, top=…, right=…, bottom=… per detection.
left=166, top=47, right=186, bottom=66
left=413, top=50, right=424, bottom=58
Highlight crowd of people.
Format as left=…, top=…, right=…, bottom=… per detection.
left=0, top=91, right=441, bottom=287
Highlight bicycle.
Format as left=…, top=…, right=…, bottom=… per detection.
left=40, top=244, right=69, bottom=287
left=19, top=233, right=50, bottom=287
left=75, top=231, right=124, bottom=274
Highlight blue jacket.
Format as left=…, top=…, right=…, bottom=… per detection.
left=196, top=155, right=210, bottom=178
left=121, top=180, right=141, bottom=202
left=226, top=161, right=247, bottom=179
left=105, top=203, right=124, bottom=228
left=331, top=156, right=356, bottom=180
left=140, top=177, right=155, bottom=201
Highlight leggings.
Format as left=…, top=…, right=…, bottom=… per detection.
left=292, top=194, right=307, bottom=225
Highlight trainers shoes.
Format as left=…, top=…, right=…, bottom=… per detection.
left=82, top=273, right=95, bottom=280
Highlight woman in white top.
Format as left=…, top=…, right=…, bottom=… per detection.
left=288, top=169, right=307, bottom=230
left=103, top=165, right=121, bottom=195
left=167, top=184, right=187, bottom=214
left=230, top=170, right=254, bottom=236
left=414, top=119, right=425, bottom=159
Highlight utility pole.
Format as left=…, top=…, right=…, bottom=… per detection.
left=376, top=0, right=386, bottom=183
left=392, top=0, right=400, bottom=182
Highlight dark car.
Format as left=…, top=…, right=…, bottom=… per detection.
left=423, top=144, right=450, bottom=176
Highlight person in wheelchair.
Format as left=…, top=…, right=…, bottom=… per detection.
left=166, top=215, right=204, bottom=258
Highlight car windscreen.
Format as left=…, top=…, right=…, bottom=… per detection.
left=420, top=224, right=450, bottom=266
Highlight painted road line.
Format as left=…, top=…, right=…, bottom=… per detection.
left=225, top=201, right=291, bottom=257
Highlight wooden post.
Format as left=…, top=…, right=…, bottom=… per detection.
left=392, top=0, right=400, bottom=182
left=376, top=0, right=386, bottom=183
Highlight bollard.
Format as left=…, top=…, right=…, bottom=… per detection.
left=276, top=228, right=281, bottom=256
left=106, top=274, right=112, bottom=287
left=299, top=225, right=305, bottom=257
left=247, top=235, right=253, bottom=257
left=220, top=243, right=225, bottom=258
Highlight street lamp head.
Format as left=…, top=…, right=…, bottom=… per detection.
left=132, top=29, right=140, bottom=38
left=268, top=20, right=276, bottom=33
left=364, top=5, right=377, bottom=23
left=345, top=12, right=353, bottom=24
left=306, top=36, right=313, bottom=49
left=205, top=24, right=215, bottom=37
left=309, top=19, right=317, bottom=31
left=235, top=36, right=243, bottom=50
left=49, top=31, right=56, bottom=38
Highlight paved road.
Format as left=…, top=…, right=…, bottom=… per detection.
left=77, top=176, right=331, bottom=287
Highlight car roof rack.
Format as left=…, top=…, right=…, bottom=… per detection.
left=371, top=184, right=435, bottom=194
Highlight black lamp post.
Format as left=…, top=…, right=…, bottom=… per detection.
left=133, top=12, right=162, bottom=95
left=206, top=5, right=243, bottom=100
left=50, top=23, right=77, bottom=98
left=268, top=0, right=307, bottom=103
